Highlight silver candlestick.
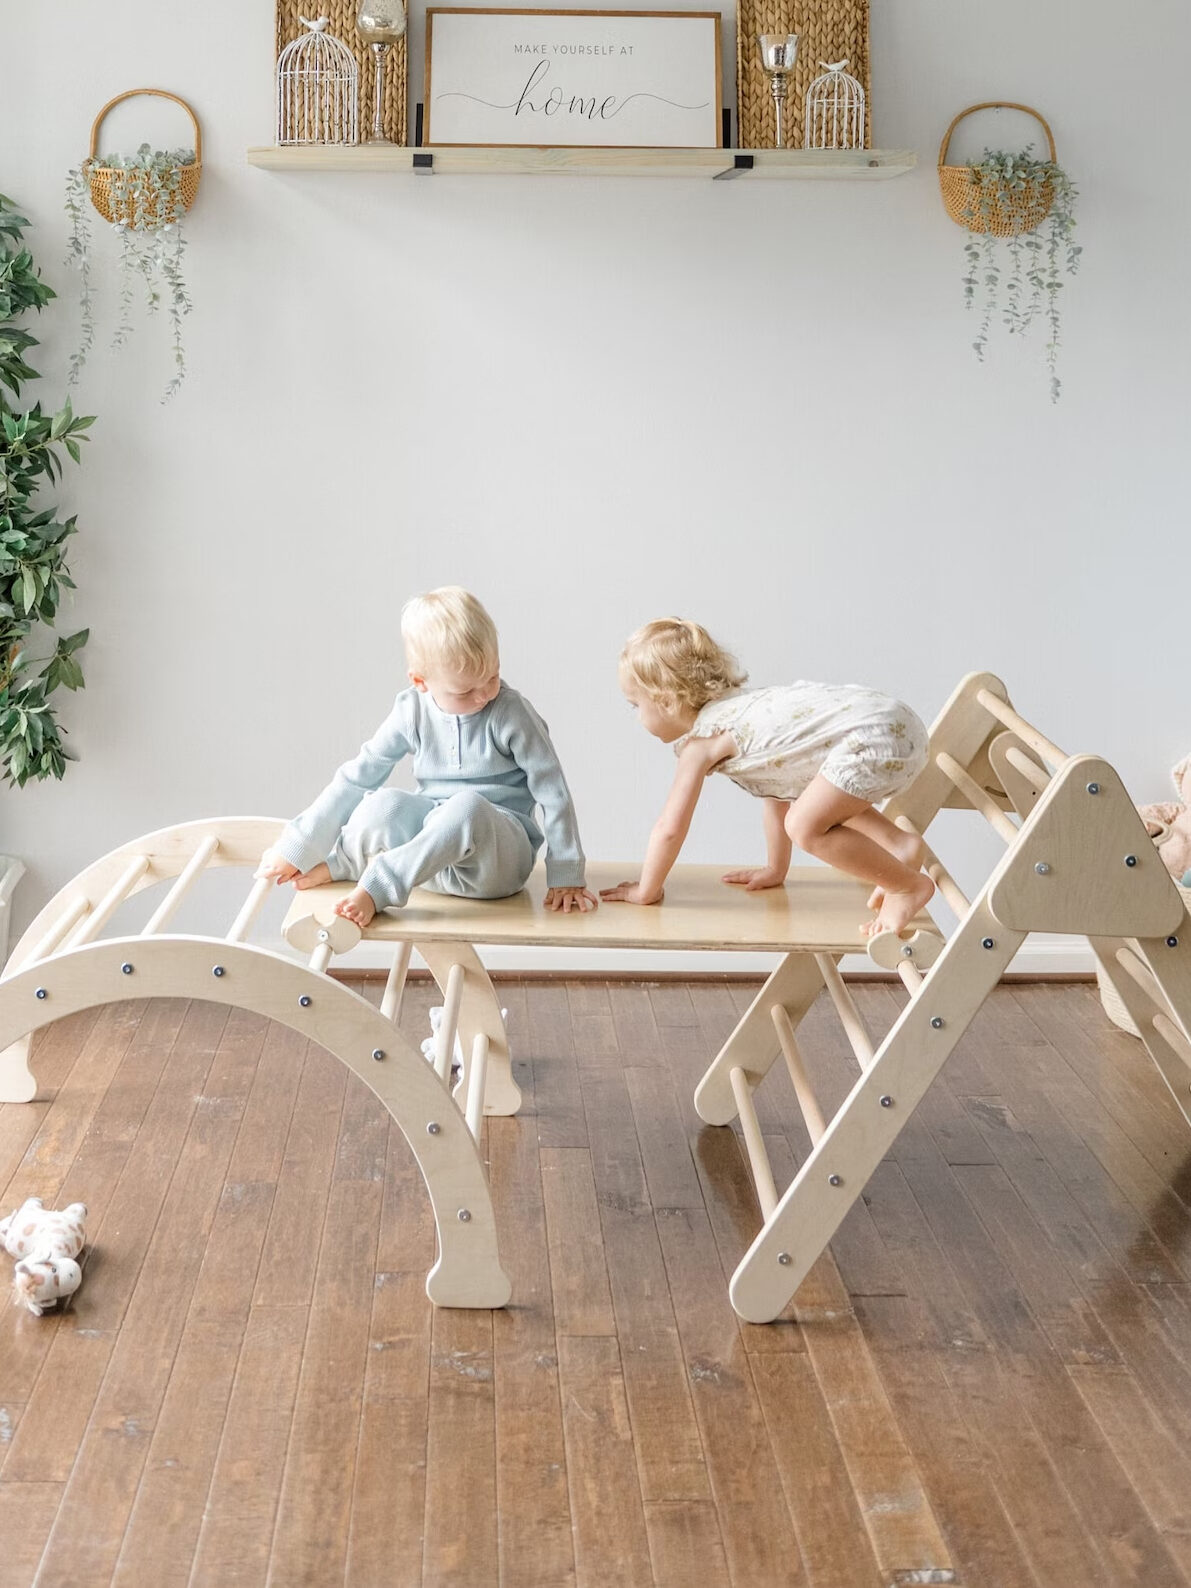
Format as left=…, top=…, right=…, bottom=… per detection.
left=357, top=3, right=407, bottom=143
left=757, top=34, right=799, bottom=150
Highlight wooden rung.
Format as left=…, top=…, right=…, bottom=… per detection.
left=309, top=941, right=333, bottom=975
left=770, top=1004, right=826, bottom=1143
left=730, top=1065, right=778, bottom=1219
left=1115, top=945, right=1179, bottom=1025
left=435, top=961, right=465, bottom=1083
left=936, top=752, right=1019, bottom=843
left=142, top=836, right=220, bottom=935
left=226, top=875, right=273, bottom=944
left=894, top=816, right=971, bottom=918
left=976, top=688, right=1067, bottom=769
left=380, top=939, right=412, bottom=1022
left=64, top=856, right=151, bottom=948
left=925, top=854, right=971, bottom=918
left=465, top=1032, right=489, bottom=1140
left=20, top=895, right=91, bottom=969
left=897, top=959, right=923, bottom=995
left=1153, top=1011, right=1191, bottom=1070
left=1004, top=745, right=1051, bottom=792
left=814, top=953, right=875, bottom=1068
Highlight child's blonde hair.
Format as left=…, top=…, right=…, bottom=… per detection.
left=619, top=618, right=747, bottom=712
left=401, top=587, right=499, bottom=678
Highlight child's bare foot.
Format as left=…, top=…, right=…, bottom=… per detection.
left=294, top=862, right=333, bottom=890
left=866, top=833, right=927, bottom=911
left=334, top=887, right=377, bottom=929
left=862, top=874, right=935, bottom=936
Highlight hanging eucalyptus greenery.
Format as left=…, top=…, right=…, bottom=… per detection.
left=960, top=149, right=1081, bottom=401
left=0, top=195, right=94, bottom=786
left=65, top=143, right=194, bottom=402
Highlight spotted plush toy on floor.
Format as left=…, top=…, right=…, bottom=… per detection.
left=0, top=1196, right=87, bottom=1315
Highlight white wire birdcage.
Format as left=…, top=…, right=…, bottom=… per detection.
left=804, top=59, right=866, bottom=150
left=277, top=16, right=359, bottom=145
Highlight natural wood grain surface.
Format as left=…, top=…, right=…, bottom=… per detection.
left=1, top=980, right=1190, bottom=1587
left=282, top=862, right=935, bottom=953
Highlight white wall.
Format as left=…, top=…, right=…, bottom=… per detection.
left=2, top=0, right=1188, bottom=973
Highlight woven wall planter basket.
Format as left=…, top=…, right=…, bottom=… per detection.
left=938, top=101, right=1056, bottom=236
left=84, top=89, right=202, bottom=227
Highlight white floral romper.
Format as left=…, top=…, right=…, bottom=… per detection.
left=677, top=682, right=929, bottom=804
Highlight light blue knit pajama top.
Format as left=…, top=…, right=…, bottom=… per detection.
left=273, top=682, right=587, bottom=910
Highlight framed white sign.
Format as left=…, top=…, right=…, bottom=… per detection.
left=425, top=9, right=723, bottom=149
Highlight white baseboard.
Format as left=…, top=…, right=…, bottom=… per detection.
left=301, top=932, right=1095, bottom=978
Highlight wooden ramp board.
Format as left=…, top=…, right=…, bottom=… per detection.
left=280, top=862, right=939, bottom=956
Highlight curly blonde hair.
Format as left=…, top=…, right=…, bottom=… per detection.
left=619, top=618, right=747, bottom=713
left=401, top=587, right=499, bottom=678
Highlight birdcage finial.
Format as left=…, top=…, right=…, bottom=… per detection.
left=277, top=17, right=360, bottom=144
left=804, top=58, right=866, bottom=150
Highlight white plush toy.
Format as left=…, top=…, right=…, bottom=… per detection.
left=421, top=1006, right=508, bottom=1081
left=0, top=1197, right=87, bottom=1315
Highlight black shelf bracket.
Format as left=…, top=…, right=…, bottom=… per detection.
left=713, top=153, right=754, bottom=181
left=413, top=152, right=434, bottom=174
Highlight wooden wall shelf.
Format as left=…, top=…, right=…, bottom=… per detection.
left=246, top=145, right=916, bottom=179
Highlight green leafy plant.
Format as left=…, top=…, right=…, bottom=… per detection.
left=0, top=194, right=94, bottom=786
left=65, top=144, right=194, bottom=402
left=960, top=148, right=1081, bottom=401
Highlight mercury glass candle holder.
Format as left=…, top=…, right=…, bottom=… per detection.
left=357, top=2, right=407, bottom=143
left=757, top=33, right=799, bottom=150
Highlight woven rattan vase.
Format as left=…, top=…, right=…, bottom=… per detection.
left=84, top=89, right=201, bottom=226
left=938, top=102, right=1056, bottom=236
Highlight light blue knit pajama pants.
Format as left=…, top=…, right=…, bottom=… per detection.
left=327, top=788, right=535, bottom=910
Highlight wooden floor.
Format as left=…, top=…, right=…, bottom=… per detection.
left=1, top=978, right=1190, bottom=1588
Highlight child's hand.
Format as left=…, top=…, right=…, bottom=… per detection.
left=255, top=847, right=300, bottom=885
left=721, top=866, right=787, bottom=892
left=544, top=886, right=599, bottom=914
left=599, top=880, right=664, bottom=906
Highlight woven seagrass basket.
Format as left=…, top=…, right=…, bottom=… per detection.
left=85, top=89, right=201, bottom=227
left=938, top=101, right=1055, bottom=236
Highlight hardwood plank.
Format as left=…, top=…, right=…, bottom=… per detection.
left=527, top=982, right=587, bottom=1149
left=1011, top=986, right=1191, bottom=1197
left=345, top=1270, right=431, bottom=1588
left=110, top=1180, right=276, bottom=1586
left=608, top=983, right=663, bottom=1065
left=423, top=1307, right=497, bottom=1587
left=188, top=1305, right=307, bottom=1586
left=782, top=1153, right=953, bottom=1586
left=0, top=1480, right=62, bottom=1588
left=857, top=1295, right=1038, bottom=1588
left=0, top=999, right=222, bottom=1471
left=580, top=1068, right=709, bottom=1502
left=252, top=1043, right=347, bottom=1308
left=625, top=1066, right=706, bottom=1211
left=557, top=1335, right=652, bottom=1588
left=943, top=1353, right=1107, bottom=1588
left=269, top=1178, right=382, bottom=1587
left=1069, top=1362, right=1191, bottom=1585
left=655, top=1202, right=807, bottom=1586
left=1005, top=1350, right=1185, bottom=1586
left=30, top=1003, right=245, bottom=1588
left=751, top=1351, right=885, bottom=1588
left=3, top=1000, right=150, bottom=1207
left=541, top=1148, right=616, bottom=1338
left=643, top=1499, right=730, bottom=1588
left=647, top=983, right=700, bottom=1029
left=952, top=1161, right=1119, bottom=1364
left=488, top=1098, right=575, bottom=1588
